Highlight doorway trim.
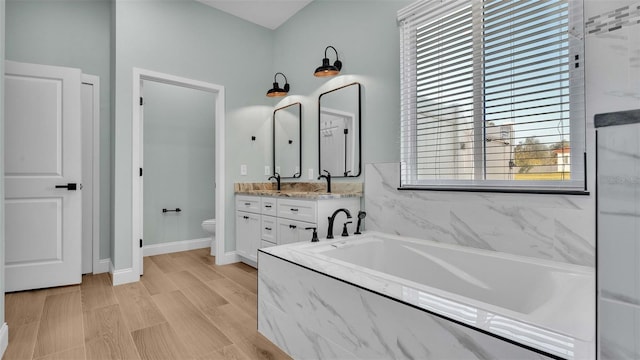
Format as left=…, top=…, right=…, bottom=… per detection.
left=81, top=74, right=106, bottom=274
left=130, top=68, right=227, bottom=285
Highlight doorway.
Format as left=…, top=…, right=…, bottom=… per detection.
left=141, top=81, right=215, bottom=258
left=130, top=69, right=226, bottom=282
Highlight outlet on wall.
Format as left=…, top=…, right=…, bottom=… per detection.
left=264, top=165, right=270, bottom=175
left=240, top=164, right=247, bottom=176
left=308, top=168, right=314, bottom=180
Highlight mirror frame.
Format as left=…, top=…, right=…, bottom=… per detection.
left=273, top=102, right=302, bottom=179
left=318, top=82, right=362, bottom=178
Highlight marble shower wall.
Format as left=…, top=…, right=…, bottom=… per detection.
left=583, top=1, right=640, bottom=358
left=596, top=116, right=640, bottom=359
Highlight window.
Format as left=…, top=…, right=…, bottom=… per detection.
left=398, top=0, right=585, bottom=192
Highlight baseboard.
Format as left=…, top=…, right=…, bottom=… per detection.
left=215, top=251, right=240, bottom=265
left=110, top=261, right=139, bottom=286
left=143, top=237, right=212, bottom=257
left=93, top=258, right=110, bottom=274
left=0, top=323, right=8, bottom=358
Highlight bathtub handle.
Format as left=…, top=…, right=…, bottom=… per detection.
left=342, top=221, right=353, bottom=237
left=305, top=227, right=319, bottom=242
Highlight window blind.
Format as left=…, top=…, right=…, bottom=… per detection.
left=399, top=0, right=585, bottom=191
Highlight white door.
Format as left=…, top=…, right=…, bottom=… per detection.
left=5, top=61, right=82, bottom=292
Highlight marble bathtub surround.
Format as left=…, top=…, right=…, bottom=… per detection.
left=258, top=239, right=588, bottom=359
left=234, top=181, right=362, bottom=199
left=364, top=163, right=595, bottom=267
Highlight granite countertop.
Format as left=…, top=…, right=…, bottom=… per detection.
left=234, top=182, right=363, bottom=199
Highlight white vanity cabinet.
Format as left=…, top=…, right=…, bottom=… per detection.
left=235, top=196, right=262, bottom=263
left=235, top=193, right=361, bottom=267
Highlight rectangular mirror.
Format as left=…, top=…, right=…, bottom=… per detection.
left=273, top=102, right=302, bottom=178
left=319, top=82, right=361, bottom=177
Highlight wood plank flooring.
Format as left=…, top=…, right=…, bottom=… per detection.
left=3, top=249, right=291, bottom=360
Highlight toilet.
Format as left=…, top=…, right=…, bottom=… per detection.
left=201, top=218, right=216, bottom=255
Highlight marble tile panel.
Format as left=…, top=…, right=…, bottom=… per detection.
left=586, top=22, right=640, bottom=114
left=599, top=213, right=640, bottom=306
left=364, top=163, right=595, bottom=266
left=599, top=299, right=640, bottom=359
left=597, top=124, right=640, bottom=306
left=258, top=300, right=357, bottom=359
left=258, top=252, right=556, bottom=360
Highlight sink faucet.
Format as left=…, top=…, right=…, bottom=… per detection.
left=317, top=169, right=331, bottom=193
left=326, top=208, right=351, bottom=239
left=268, top=172, right=281, bottom=191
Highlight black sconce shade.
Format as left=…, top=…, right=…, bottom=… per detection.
left=267, top=72, right=290, bottom=97
left=314, top=46, right=342, bottom=77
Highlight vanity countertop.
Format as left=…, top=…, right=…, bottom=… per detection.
left=234, top=182, right=362, bottom=199
left=235, top=189, right=362, bottom=199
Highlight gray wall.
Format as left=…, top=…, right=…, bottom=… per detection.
left=272, top=0, right=412, bottom=181
left=142, top=80, right=216, bottom=246
left=5, top=0, right=112, bottom=260
left=111, top=0, right=274, bottom=268
left=0, top=0, right=6, bottom=330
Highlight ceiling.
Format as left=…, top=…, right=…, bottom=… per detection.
left=195, top=0, right=314, bottom=30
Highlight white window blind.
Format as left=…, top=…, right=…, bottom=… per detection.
left=399, top=0, right=585, bottom=192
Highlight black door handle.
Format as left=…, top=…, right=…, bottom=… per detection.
left=55, top=183, right=77, bottom=191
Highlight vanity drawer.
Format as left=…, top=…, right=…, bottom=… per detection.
left=261, top=215, right=277, bottom=243
left=261, top=198, right=277, bottom=216
left=236, top=195, right=261, bottom=214
left=277, top=198, right=317, bottom=222
left=277, top=218, right=316, bottom=245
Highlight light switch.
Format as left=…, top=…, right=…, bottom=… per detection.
left=240, top=164, right=247, bottom=176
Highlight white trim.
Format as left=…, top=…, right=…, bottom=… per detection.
left=132, top=68, right=227, bottom=281
left=81, top=74, right=102, bottom=275
left=0, top=323, right=8, bottom=358
left=216, top=251, right=240, bottom=265
left=110, top=260, right=137, bottom=286
left=143, top=238, right=212, bottom=257
left=94, top=258, right=110, bottom=274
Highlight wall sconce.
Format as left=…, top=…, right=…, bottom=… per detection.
left=266, top=72, right=290, bottom=97
left=314, top=46, right=342, bottom=77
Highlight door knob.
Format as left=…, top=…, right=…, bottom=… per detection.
left=55, top=183, right=78, bottom=191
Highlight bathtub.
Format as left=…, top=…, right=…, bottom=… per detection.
left=258, top=231, right=595, bottom=359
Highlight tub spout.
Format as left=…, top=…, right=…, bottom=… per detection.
left=327, top=208, right=351, bottom=239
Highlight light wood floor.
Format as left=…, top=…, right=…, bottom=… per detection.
left=3, top=249, right=292, bottom=360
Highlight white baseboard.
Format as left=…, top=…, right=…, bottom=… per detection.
left=215, top=251, right=240, bottom=265
left=143, top=237, right=212, bottom=257
left=0, top=323, right=8, bottom=358
left=110, top=261, right=139, bottom=286
left=93, top=258, right=110, bottom=274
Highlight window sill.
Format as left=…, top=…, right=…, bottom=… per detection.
left=397, top=186, right=590, bottom=196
